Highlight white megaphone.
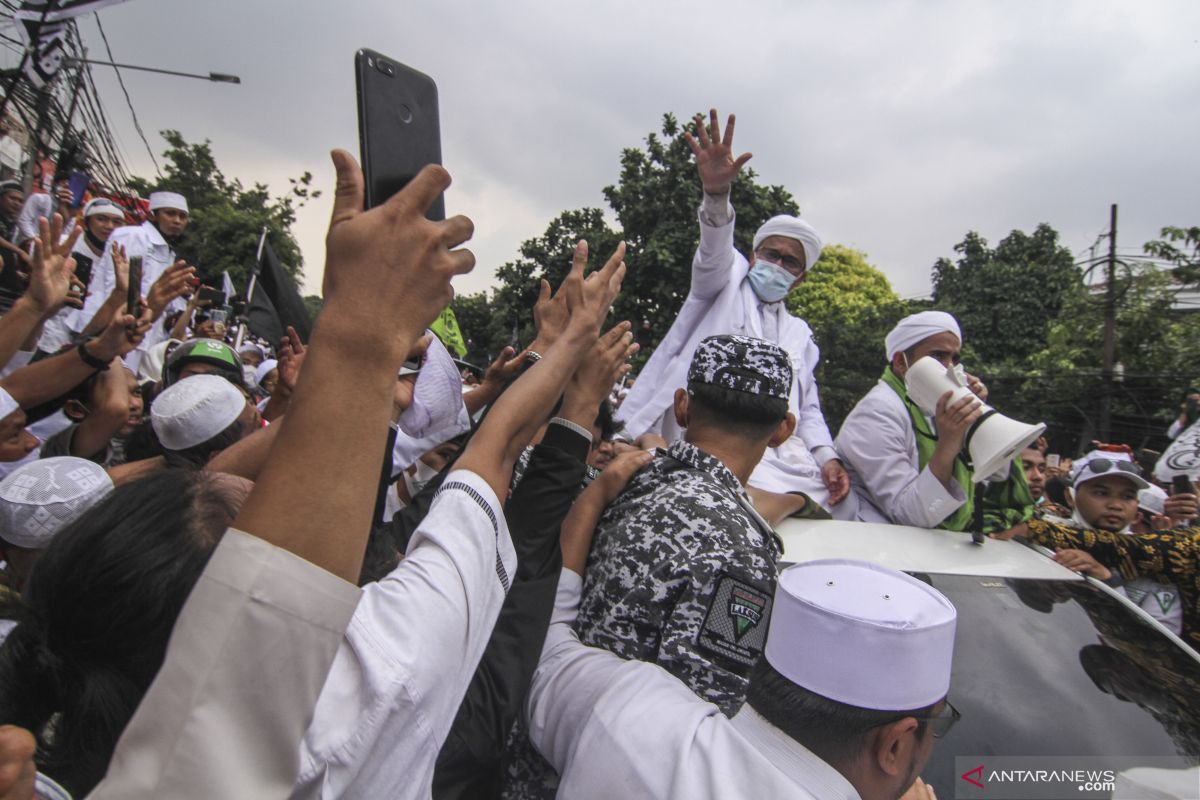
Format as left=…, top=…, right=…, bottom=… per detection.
left=904, top=356, right=1046, bottom=480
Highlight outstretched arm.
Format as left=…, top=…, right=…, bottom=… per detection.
left=684, top=109, right=752, bottom=299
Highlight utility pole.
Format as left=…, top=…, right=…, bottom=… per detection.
left=1099, top=203, right=1117, bottom=442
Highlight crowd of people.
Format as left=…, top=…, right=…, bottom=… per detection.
left=0, top=108, right=1192, bottom=799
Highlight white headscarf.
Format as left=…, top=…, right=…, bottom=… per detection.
left=753, top=216, right=823, bottom=273
left=885, top=311, right=962, bottom=361
left=399, top=334, right=466, bottom=439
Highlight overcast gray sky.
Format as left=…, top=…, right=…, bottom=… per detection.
left=10, top=0, right=1200, bottom=300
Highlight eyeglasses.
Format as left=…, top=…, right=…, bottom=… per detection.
left=755, top=247, right=806, bottom=277
left=908, top=699, right=961, bottom=739
left=1078, top=458, right=1141, bottom=480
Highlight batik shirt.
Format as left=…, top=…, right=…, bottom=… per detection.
left=1025, top=519, right=1199, bottom=650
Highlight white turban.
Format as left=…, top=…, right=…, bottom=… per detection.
left=885, top=311, right=962, bottom=361
left=148, top=191, right=188, bottom=213
left=753, top=215, right=823, bottom=273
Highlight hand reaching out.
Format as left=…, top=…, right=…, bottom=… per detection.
left=560, top=240, right=626, bottom=341
left=562, top=320, right=638, bottom=421
left=27, top=213, right=82, bottom=315
left=277, top=325, right=307, bottom=393
left=144, top=260, right=197, bottom=320
left=683, top=108, right=753, bottom=195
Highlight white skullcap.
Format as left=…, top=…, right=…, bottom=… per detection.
left=0, top=457, right=112, bottom=549
left=151, top=374, right=245, bottom=450
left=765, top=559, right=957, bottom=711
left=885, top=311, right=962, bottom=361
left=400, top=334, right=466, bottom=438
left=253, top=359, right=279, bottom=387
left=148, top=191, right=188, bottom=213
left=83, top=197, right=125, bottom=220
left=1071, top=449, right=1150, bottom=491
left=0, top=387, right=18, bottom=421
left=753, top=216, right=823, bottom=274
left=1138, top=484, right=1168, bottom=516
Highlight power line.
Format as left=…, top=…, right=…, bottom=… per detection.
left=91, top=11, right=159, bottom=177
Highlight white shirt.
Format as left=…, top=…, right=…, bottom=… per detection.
left=836, top=380, right=967, bottom=528
left=89, top=528, right=363, bottom=800
left=526, top=570, right=862, bottom=800
left=37, top=234, right=106, bottom=352
left=291, top=468, right=517, bottom=799
left=78, top=220, right=184, bottom=369
left=616, top=195, right=837, bottom=501
left=14, top=192, right=75, bottom=246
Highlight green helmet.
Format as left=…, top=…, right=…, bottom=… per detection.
left=162, top=338, right=245, bottom=388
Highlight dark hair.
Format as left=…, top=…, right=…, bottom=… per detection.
left=0, top=470, right=235, bottom=796
left=1044, top=475, right=1070, bottom=507
left=745, top=658, right=935, bottom=766
left=596, top=398, right=615, bottom=442
left=687, top=382, right=788, bottom=439
left=161, top=417, right=244, bottom=469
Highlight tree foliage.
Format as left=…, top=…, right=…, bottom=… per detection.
left=931, top=224, right=1081, bottom=369
left=1145, top=225, right=1200, bottom=283
left=786, top=245, right=905, bottom=428
left=129, top=130, right=318, bottom=290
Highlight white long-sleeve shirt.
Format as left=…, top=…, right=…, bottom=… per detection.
left=525, top=570, right=860, bottom=800
left=291, top=468, right=516, bottom=799
left=836, top=380, right=967, bottom=528
left=616, top=195, right=837, bottom=502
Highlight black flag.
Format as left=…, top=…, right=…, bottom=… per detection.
left=247, top=238, right=312, bottom=344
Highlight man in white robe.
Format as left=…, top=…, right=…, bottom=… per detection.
left=616, top=109, right=849, bottom=512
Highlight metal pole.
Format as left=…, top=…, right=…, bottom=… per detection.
left=54, top=57, right=84, bottom=161
left=1099, top=203, right=1118, bottom=442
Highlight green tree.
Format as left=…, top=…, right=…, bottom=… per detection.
left=787, top=245, right=906, bottom=429
left=1020, top=268, right=1200, bottom=451
left=1145, top=225, right=1200, bottom=282
left=130, top=130, right=318, bottom=289
left=454, top=113, right=799, bottom=362
left=931, top=224, right=1081, bottom=369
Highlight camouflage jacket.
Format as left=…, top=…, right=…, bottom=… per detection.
left=575, top=439, right=781, bottom=714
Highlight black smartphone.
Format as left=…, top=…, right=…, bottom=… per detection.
left=198, top=286, right=226, bottom=308
left=355, top=49, right=444, bottom=218
left=1171, top=475, right=1193, bottom=496
left=126, top=255, right=142, bottom=315
left=72, top=252, right=94, bottom=292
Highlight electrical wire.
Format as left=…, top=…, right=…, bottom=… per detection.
left=91, top=11, right=159, bottom=177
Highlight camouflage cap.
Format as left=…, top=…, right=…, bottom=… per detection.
left=687, top=335, right=792, bottom=400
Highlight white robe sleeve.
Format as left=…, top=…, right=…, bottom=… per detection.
left=692, top=198, right=738, bottom=302
left=836, top=384, right=966, bottom=528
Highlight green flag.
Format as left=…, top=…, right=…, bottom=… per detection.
left=430, top=306, right=467, bottom=358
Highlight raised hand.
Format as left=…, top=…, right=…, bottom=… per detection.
left=531, top=277, right=569, bottom=351
left=277, top=325, right=308, bottom=393
left=683, top=108, right=753, bottom=195
left=563, top=320, right=638, bottom=420
left=322, top=150, right=475, bottom=361
left=27, top=213, right=82, bottom=315
left=561, top=240, right=626, bottom=340
left=144, top=260, right=197, bottom=320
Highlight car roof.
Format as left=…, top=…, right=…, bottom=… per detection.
left=776, top=519, right=1084, bottom=580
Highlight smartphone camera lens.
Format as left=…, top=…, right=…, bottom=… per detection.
left=377, top=59, right=395, bottom=77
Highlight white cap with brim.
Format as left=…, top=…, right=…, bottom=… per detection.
left=151, top=374, right=244, bottom=450
left=83, top=197, right=125, bottom=219
left=753, top=215, right=823, bottom=274
left=885, top=311, right=962, bottom=361
left=0, top=388, right=18, bottom=421
left=148, top=191, right=188, bottom=214
left=0, top=457, right=112, bottom=549
left=253, top=359, right=278, bottom=387
left=765, top=559, right=957, bottom=711
left=1071, top=450, right=1151, bottom=492
left=1139, top=484, right=1168, bottom=516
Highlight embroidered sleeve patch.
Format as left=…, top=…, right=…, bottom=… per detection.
left=697, top=573, right=773, bottom=667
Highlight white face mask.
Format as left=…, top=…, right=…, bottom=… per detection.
left=403, top=458, right=440, bottom=498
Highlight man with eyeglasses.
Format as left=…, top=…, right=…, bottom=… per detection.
left=616, top=109, right=851, bottom=515
left=527, top=556, right=959, bottom=799
left=836, top=310, right=1035, bottom=534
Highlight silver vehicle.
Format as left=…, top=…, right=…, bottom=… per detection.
left=776, top=519, right=1200, bottom=800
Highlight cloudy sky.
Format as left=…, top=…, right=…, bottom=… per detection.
left=9, top=0, right=1199, bottom=300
